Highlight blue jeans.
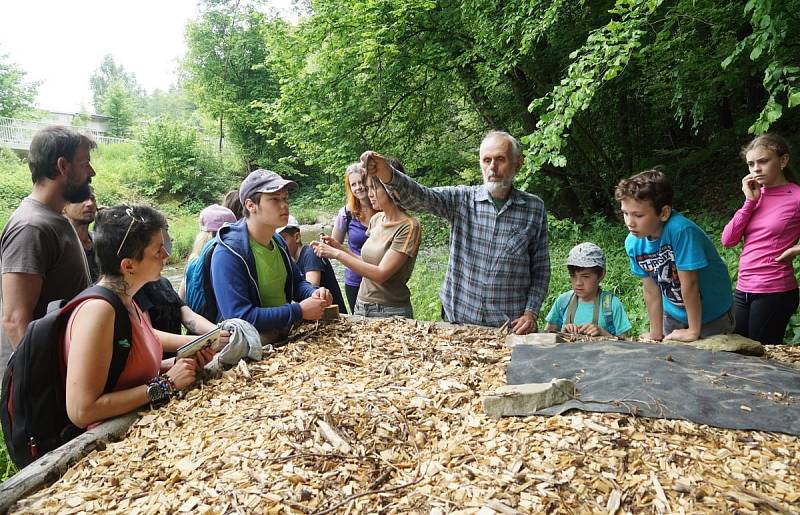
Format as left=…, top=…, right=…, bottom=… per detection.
left=354, top=300, right=413, bottom=319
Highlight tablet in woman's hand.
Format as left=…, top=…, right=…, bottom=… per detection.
left=176, top=327, right=222, bottom=359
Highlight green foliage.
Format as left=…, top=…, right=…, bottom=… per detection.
left=290, top=187, right=341, bottom=225
left=212, top=0, right=798, bottom=219
left=91, top=142, right=146, bottom=206
left=0, top=433, right=16, bottom=482
left=408, top=246, right=448, bottom=321
left=721, top=0, right=800, bottom=133
left=0, top=147, right=28, bottom=227
left=266, top=0, right=480, bottom=181
left=101, top=81, right=136, bottom=138
left=71, top=109, right=92, bottom=127
left=141, top=88, right=198, bottom=123
left=524, top=0, right=662, bottom=176
left=0, top=47, right=38, bottom=117
left=89, top=54, right=144, bottom=112
left=136, top=117, right=240, bottom=204
left=183, top=2, right=297, bottom=172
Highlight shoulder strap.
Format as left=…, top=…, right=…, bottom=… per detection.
left=564, top=290, right=603, bottom=328
left=62, top=286, right=132, bottom=392
left=564, top=292, right=578, bottom=326
left=345, top=208, right=353, bottom=226
left=591, top=295, right=600, bottom=326
left=600, top=290, right=617, bottom=336
left=201, top=239, right=219, bottom=322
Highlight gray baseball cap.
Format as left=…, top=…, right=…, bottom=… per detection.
left=566, top=242, right=605, bottom=269
left=238, top=169, right=298, bottom=205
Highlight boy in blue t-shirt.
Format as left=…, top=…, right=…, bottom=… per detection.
left=615, top=170, right=733, bottom=342
left=545, top=242, right=632, bottom=338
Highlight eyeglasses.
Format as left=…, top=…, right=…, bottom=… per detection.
left=159, top=229, right=173, bottom=258
left=117, top=208, right=146, bottom=257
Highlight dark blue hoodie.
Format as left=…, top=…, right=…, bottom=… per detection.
left=211, top=218, right=317, bottom=331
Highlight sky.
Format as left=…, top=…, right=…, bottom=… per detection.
left=0, top=0, right=297, bottom=114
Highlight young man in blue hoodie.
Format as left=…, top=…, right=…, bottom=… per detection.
left=211, top=169, right=332, bottom=344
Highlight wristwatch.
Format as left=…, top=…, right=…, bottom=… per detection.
left=146, top=379, right=167, bottom=403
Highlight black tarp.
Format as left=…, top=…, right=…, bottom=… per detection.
left=507, top=341, right=800, bottom=435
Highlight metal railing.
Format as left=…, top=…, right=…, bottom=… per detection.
left=0, top=116, right=134, bottom=149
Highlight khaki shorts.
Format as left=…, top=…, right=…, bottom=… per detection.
left=354, top=300, right=413, bottom=319
left=663, top=307, right=735, bottom=339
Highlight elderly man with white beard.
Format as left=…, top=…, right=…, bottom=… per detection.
left=361, top=131, right=550, bottom=334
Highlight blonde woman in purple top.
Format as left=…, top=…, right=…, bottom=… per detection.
left=721, top=133, right=800, bottom=344
left=331, top=163, right=378, bottom=313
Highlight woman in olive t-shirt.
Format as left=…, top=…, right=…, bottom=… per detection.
left=312, top=174, right=421, bottom=318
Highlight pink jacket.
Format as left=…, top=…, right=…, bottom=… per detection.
left=721, top=182, right=800, bottom=293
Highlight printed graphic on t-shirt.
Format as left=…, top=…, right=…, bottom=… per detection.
left=635, top=244, right=683, bottom=306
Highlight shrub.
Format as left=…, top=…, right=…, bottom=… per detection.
left=136, top=118, right=236, bottom=203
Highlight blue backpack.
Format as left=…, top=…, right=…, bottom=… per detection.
left=184, top=238, right=220, bottom=322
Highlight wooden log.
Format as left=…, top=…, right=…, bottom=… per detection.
left=0, top=411, right=139, bottom=513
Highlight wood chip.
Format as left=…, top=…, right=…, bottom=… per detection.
left=8, top=319, right=800, bottom=514
left=316, top=419, right=352, bottom=454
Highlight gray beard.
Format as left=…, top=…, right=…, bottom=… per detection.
left=484, top=178, right=513, bottom=197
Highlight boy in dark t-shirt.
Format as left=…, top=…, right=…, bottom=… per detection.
left=278, top=216, right=348, bottom=313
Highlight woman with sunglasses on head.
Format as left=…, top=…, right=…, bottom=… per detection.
left=313, top=161, right=421, bottom=318
left=63, top=205, right=222, bottom=428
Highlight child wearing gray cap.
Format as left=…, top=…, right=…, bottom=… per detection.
left=544, top=242, right=632, bottom=338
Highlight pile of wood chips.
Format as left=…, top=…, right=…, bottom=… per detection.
left=12, top=319, right=800, bottom=514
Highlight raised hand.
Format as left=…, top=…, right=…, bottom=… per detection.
left=359, top=151, right=392, bottom=181
left=741, top=173, right=761, bottom=202
left=310, top=240, right=340, bottom=260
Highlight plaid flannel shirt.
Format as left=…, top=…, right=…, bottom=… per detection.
left=385, top=170, right=550, bottom=327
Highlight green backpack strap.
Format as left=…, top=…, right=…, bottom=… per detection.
left=564, top=291, right=601, bottom=326
left=600, top=289, right=617, bottom=336
left=564, top=291, right=578, bottom=326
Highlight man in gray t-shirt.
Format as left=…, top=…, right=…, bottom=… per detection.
left=0, top=126, right=96, bottom=375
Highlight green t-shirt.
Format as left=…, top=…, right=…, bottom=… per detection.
left=249, top=237, right=287, bottom=308
left=492, top=196, right=507, bottom=211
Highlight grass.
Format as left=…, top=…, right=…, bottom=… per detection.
left=0, top=437, right=14, bottom=481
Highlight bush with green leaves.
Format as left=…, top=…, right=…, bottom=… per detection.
left=0, top=148, right=29, bottom=227
left=136, top=117, right=237, bottom=204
